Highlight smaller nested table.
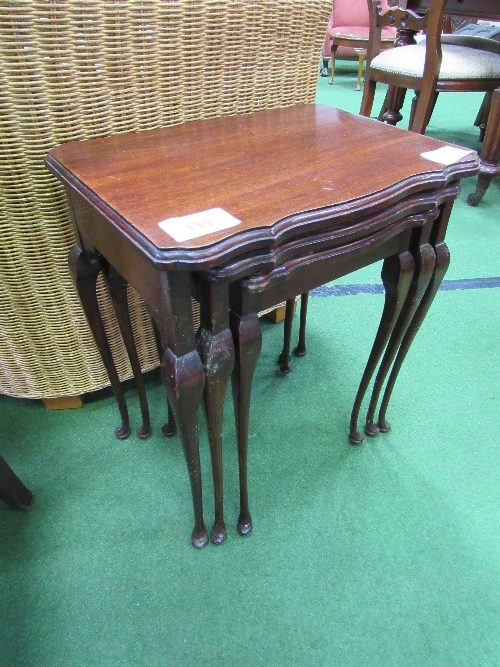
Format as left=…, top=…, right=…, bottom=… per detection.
left=46, top=105, right=476, bottom=548
left=329, top=32, right=395, bottom=90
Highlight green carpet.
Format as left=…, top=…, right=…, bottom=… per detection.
left=1, top=70, right=499, bottom=667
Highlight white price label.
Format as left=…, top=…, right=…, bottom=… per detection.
left=420, top=146, right=474, bottom=166
left=158, top=207, right=241, bottom=242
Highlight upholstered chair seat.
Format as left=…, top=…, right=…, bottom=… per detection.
left=330, top=25, right=395, bottom=47
left=370, top=43, right=500, bottom=80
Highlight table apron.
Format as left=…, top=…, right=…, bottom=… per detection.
left=230, top=217, right=417, bottom=315
left=68, top=190, right=163, bottom=316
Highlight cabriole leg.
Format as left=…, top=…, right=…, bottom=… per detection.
left=278, top=298, right=295, bottom=374
left=159, top=272, right=207, bottom=548
left=68, top=246, right=130, bottom=440
left=294, top=292, right=309, bottom=357
left=230, top=312, right=262, bottom=537
left=151, top=318, right=177, bottom=437
left=377, top=242, right=450, bottom=432
left=103, top=263, right=152, bottom=439
left=197, top=281, right=235, bottom=545
left=349, top=252, right=414, bottom=445
left=161, top=348, right=207, bottom=548
left=364, top=238, right=436, bottom=438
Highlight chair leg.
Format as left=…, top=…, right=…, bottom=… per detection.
left=475, top=91, right=492, bottom=142
left=409, top=85, right=439, bottom=134
left=468, top=88, right=500, bottom=207
left=328, top=44, right=338, bottom=85
left=320, top=55, right=330, bottom=77
left=409, top=90, right=438, bottom=134
left=378, top=90, right=389, bottom=121
left=360, top=77, right=376, bottom=117
left=382, top=85, right=407, bottom=126
left=355, top=49, right=366, bottom=91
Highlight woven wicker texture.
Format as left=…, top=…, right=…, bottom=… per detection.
left=0, top=0, right=331, bottom=399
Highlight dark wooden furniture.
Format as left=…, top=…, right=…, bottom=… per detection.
left=361, top=0, right=500, bottom=131
left=46, top=105, right=476, bottom=547
left=0, top=455, right=33, bottom=510
left=386, top=0, right=500, bottom=205
left=398, top=0, right=498, bottom=17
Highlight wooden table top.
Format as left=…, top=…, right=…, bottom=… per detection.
left=46, top=105, right=476, bottom=260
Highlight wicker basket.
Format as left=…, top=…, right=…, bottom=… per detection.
left=0, top=0, right=331, bottom=398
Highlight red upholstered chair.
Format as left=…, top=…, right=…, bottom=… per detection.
left=320, top=0, right=395, bottom=90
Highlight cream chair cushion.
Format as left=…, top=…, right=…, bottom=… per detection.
left=371, top=43, right=500, bottom=80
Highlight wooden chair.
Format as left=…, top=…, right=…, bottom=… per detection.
left=320, top=0, right=395, bottom=90
left=281, top=3, right=500, bottom=375
left=467, top=87, right=500, bottom=206
left=360, top=0, right=500, bottom=134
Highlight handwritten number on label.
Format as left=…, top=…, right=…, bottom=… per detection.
left=186, top=219, right=214, bottom=232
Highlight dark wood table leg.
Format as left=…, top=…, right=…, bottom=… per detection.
left=158, top=272, right=208, bottom=549
left=163, top=397, right=178, bottom=438
left=102, top=262, right=152, bottom=439
left=197, top=281, right=235, bottom=545
left=349, top=251, right=415, bottom=444
left=279, top=292, right=308, bottom=373
left=278, top=298, right=295, bottom=374
left=363, top=224, right=436, bottom=438
left=378, top=241, right=450, bottom=431
left=151, top=319, right=177, bottom=437
left=468, top=87, right=500, bottom=207
left=294, top=292, right=309, bottom=357
left=376, top=201, right=453, bottom=432
left=68, top=246, right=131, bottom=440
left=0, top=455, right=33, bottom=510
left=230, top=312, right=262, bottom=537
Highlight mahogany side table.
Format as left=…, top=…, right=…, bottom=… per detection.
left=46, top=105, right=476, bottom=547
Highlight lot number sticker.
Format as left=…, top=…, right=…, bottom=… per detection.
left=158, top=208, right=241, bottom=242
left=420, top=146, right=474, bottom=166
